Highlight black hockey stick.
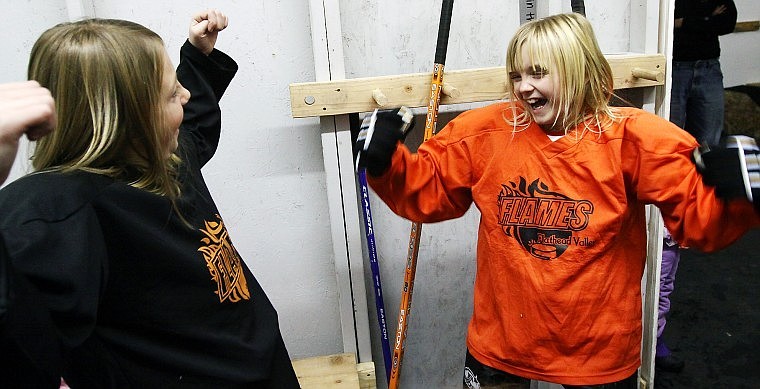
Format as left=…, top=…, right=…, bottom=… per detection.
left=571, top=0, right=586, bottom=16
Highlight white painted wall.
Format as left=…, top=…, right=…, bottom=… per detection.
left=2, top=2, right=69, bottom=189
left=721, top=0, right=760, bottom=87
left=1, top=0, right=758, bottom=388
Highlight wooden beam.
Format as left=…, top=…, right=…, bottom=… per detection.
left=357, top=362, right=376, bottom=389
left=290, top=53, right=666, bottom=118
left=292, top=353, right=364, bottom=388
left=734, top=21, right=760, bottom=33
left=307, top=0, right=372, bottom=364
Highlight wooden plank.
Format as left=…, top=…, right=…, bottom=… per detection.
left=608, top=53, right=665, bottom=87
left=308, top=0, right=357, bottom=360
left=357, top=362, right=377, bottom=389
left=292, top=353, right=361, bottom=388
left=638, top=1, right=673, bottom=387
left=290, top=53, right=666, bottom=118
left=641, top=206, right=665, bottom=389
left=308, top=0, right=372, bottom=363
left=734, top=21, right=760, bottom=33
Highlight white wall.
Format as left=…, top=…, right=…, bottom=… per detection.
left=2, top=2, right=69, bottom=189
left=1, top=0, right=758, bottom=388
left=721, top=0, right=760, bottom=87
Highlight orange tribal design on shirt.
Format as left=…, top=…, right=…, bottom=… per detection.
left=198, top=214, right=251, bottom=302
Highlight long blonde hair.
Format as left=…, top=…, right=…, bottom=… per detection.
left=505, top=13, right=620, bottom=134
left=28, top=18, right=181, bottom=199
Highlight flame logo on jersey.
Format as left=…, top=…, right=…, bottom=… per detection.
left=198, top=214, right=251, bottom=303
left=498, top=177, right=594, bottom=260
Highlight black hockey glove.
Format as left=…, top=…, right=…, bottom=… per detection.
left=693, top=135, right=760, bottom=213
left=354, top=107, right=414, bottom=177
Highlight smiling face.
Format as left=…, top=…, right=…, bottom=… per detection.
left=159, top=49, right=190, bottom=158
left=509, top=47, right=562, bottom=133
left=505, top=14, right=618, bottom=136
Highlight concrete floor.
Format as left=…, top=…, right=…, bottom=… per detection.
left=654, top=228, right=760, bottom=388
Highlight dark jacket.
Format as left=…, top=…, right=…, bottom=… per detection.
left=673, top=0, right=737, bottom=61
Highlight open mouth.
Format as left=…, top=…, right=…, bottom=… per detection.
left=526, top=98, right=548, bottom=110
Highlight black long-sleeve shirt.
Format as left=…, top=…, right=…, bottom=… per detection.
left=0, top=42, right=298, bottom=388
left=673, top=0, right=737, bottom=61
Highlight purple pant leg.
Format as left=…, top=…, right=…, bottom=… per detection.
left=658, top=235, right=681, bottom=340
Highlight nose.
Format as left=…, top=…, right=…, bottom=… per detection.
left=517, top=78, right=534, bottom=95
left=179, top=84, right=191, bottom=105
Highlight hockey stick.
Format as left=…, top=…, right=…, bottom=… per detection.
left=357, top=166, right=393, bottom=381
left=354, top=109, right=393, bottom=381
left=388, top=1, right=455, bottom=388
left=571, top=0, right=585, bottom=15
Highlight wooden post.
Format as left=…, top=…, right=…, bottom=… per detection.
left=307, top=0, right=372, bottom=364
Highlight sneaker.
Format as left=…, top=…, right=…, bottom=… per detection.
left=655, top=354, right=685, bottom=373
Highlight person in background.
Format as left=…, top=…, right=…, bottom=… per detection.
left=670, top=0, right=736, bottom=145
left=355, top=12, right=759, bottom=388
left=657, top=0, right=738, bottom=373
left=0, top=9, right=300, bottom=388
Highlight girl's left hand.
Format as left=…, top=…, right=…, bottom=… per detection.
left=189, top=9, right=228, bottom=55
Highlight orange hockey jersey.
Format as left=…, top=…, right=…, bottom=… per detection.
left=369, top=102, right=759, bottom=385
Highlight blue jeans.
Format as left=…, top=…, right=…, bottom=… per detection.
left=669, top=58, right=725, bottom=144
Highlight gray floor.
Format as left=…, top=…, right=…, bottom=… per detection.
left=654, top=228, right=760, bottom=389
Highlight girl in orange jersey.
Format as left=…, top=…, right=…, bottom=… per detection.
left=355, top=12, right=759, bottom=388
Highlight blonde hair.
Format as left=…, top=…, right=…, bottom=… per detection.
left=505, top=13, right=621, bottom=134
left=28, top=18, right=182, bottom=199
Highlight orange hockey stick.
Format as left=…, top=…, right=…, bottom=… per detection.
left=388, top=1, right=455, bottom=388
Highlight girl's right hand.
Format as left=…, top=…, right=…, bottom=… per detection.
left=189, top=9, right=229, bottom=56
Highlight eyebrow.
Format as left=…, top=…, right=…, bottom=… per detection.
left=527, top=64, right=547, bottom=73
left=510, top=64, right=548, bottom=75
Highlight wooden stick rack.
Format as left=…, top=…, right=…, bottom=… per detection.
left=734, top=20, right=760, bottom=33
left=290, top=53, right=665, bottom=118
